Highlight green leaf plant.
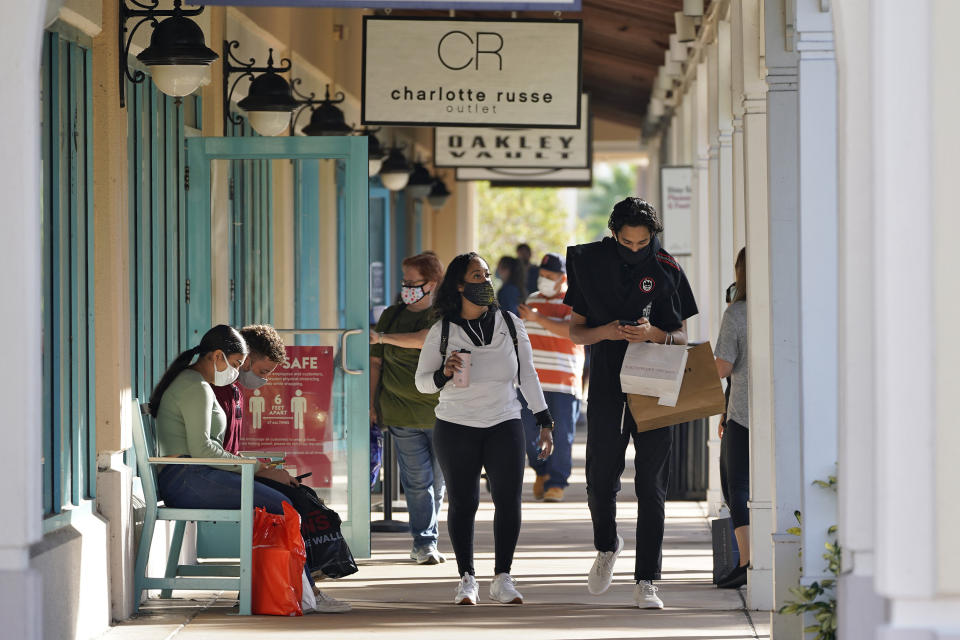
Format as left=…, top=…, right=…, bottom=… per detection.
left=779, top=474, right=839, bottom=640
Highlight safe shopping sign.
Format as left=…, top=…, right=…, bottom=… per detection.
left=239, top=346, right=334, bottom=487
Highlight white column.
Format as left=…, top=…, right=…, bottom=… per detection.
left=704, top=45, right=724, bottom=518
left=795, top=0, right=840, bottom=595
left=872, top=1, right=960, bottom=637
left=832, top=0, right=886, bottom=635
left=691, top=63, right=713, bottom=345
left=763, top=1, right=804, bottom=636
left=0, top=4, right=47, bottom=640
left=735, top=0, right=776, bottom=612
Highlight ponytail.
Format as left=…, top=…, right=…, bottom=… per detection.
left=148, top=325, right=248, bottom=417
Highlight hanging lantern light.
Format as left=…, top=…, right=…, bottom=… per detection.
left=406, top=162, right=434, bottom=200
left=427, top=176, right=451, bottom=209
left=379, top=147, right=412, bottom=192
left=301, top=85, right=353, bottom=136
left=120, top=0, right=218, bottom=108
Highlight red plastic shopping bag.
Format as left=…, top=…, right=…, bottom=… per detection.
left=251, top=502, right=306, bottom=616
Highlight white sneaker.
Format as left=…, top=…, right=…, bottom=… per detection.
left=587, top=533, right=623, bottom=595
left=634, top=580, right=664, bottom=609
left=306, top=589, right=352, bottom=614
left=454, top=574, right=479, bottom=605
left=410, top=545, right=446, bottom=565
left=489, top=573, right=523, bottom=604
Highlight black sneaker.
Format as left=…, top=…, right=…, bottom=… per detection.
left=717, top=564, right=748, bottom=589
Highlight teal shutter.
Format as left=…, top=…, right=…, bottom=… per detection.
left=40, top=31, right=96, bottom=515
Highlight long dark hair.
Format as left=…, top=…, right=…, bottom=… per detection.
left=496, top=255, right=527, bottom=297
left=148, top=324, right=248, bottom=417
left=733, top=247, right=746, bottom=302
left=433, top=252, right=497, bottom=319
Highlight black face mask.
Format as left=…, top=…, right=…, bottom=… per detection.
left=462, top=281, right=496, bottom=306
left=616, top=237, right=654, bottom=265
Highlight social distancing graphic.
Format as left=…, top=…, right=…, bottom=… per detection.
left=239, top=346, right=335, bottom=488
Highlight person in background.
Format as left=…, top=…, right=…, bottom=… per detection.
left=369, top=252, right=446, bottom=566
left=565, top=198, right=698, bottom=610
left=516, top=252, right=584, bottom=503
left=213, top=324, right=287, bottom=455
left=416, top=252, right=554, bottom=606
left=714, top=248, right=750, bottom=589
left=495, top=255, right=526, bottom=316
left=516, top=242, right=539, bottom=294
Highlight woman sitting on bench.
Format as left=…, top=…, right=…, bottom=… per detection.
left=149, top=324, right=350, bottom=613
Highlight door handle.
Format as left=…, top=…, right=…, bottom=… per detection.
left=340, top=329, right=363, bottom=375
left=274, top=327, right=366, bottom=376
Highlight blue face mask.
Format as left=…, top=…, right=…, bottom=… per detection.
left=237, top=368, right=268, bottom=390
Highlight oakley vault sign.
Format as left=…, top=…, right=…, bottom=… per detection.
left=362, top=17, right=582, bottom=128
left=435, top=94, right=590, bottom=168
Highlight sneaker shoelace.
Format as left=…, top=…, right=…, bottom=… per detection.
left=316, top=591, right=342, bottom=604
left=593, top=550, right=616, bottom=576
left=640, top=582, right=659, bottom=595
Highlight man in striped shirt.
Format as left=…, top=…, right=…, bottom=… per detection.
left=517, top=252, right=585, bottom=502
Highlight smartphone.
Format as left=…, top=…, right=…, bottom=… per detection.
left=295, top=472, right=312, bottom=480
left=452, top=350, right=471, bottom=387
left=618, top=319, right=640, bottom=326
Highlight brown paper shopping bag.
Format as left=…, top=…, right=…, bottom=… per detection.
left=627, top=342, right=726, bottom=432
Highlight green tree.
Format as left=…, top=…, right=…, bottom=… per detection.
left=576, top=163, right=637, bottom=242
left=476, top=182, right=582, bottom=267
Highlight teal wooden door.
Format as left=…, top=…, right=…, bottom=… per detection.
left=185, top=136, right=371, bottom=556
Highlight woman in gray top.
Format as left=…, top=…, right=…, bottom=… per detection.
left=714, top=248, right=749, bottom=589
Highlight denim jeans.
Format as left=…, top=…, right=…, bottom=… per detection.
left=157, top=463, right=315, bottom=587
left=388, top=426, right=446, bottom=550
left=519, top=390, right=581, bottom=489
left=157, top=463, right=291, bottom=513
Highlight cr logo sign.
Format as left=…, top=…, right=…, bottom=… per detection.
left=437, top=30, right=504, bottom=71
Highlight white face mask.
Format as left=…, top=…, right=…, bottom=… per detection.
left=537, top=275, right=560, bottom=297
left=213, top=351, right=240, bottom=386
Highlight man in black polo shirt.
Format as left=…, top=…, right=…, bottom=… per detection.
left=565, top=197, right=698, bottom=609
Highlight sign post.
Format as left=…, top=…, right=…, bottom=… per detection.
left=362, top=17, right=582, bottom=128
left=659, top=166, right=694, bottom=256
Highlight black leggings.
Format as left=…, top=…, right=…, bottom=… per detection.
left=433, top=418, right=525, bottom=577
left=719, top=419, right=750, bottom=528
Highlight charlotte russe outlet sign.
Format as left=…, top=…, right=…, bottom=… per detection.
left=362, top=17, right=582, bottom=128
left=435, top=94, right=590, bottom=168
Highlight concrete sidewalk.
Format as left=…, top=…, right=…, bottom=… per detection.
left=101, top=439, right=768, bottom=640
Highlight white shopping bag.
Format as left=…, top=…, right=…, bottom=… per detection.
left=619, top=342, right=689, bottom=407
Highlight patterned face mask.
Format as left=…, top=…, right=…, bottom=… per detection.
left=461, top=280, right=496, bottom=306
left=401, top=284, right=428, bottom=305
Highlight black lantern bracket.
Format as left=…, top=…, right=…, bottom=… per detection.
left=222, top=40, right=293, bottom=135
left=119, top=0, right=205, bottom=109
left=290, top=80, right=346, bottom=136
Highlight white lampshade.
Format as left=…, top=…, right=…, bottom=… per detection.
left=247, top=110, right=290, bottom=137
left=368, top=156, right=384, bottom=177
left=149, top=64, right=209, bottom=98
left=380, top=171, right=410, bottom=191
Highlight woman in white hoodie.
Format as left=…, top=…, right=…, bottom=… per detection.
left=416, top=252, right=555, bottom=606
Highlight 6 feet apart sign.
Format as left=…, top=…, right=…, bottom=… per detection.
left=362, top=17, right=582, bottom=128
left=239, top=346, right=335, bottom=488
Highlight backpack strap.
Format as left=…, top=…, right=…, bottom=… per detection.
left=439, top=318, right=450, bottom=358
left=500, top=309, right=521, bottom=386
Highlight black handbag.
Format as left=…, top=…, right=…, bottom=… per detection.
left=256, top=479, right=359, bottom=579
